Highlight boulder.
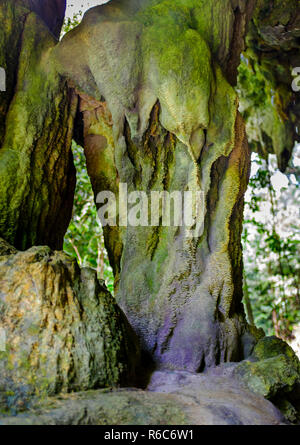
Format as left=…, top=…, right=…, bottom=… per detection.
left=0, top=371, right=285, bottom=425
left=0, top=238, right=140, bottom=413
left=27, top=0, right=66, bottom=38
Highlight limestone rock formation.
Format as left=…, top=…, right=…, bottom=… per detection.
left=0, top=1, right=76, bottom=250
left=233, top=337, right=300, bottom=422
left=239, top=0, right=300, bottom=171
left=26, top=0, right=67, bottom=38
left=0, top=0, right=299, bottom=426
left=52, top=0, right=259, bottom=372
left=0, top=238, right=140, bottom=413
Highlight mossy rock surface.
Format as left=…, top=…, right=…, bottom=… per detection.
left=0, top=4, right=76, bottom=251
left=0, top=238, right=140, bottom=414
left=0, top=370, right=286, bottom=425
left=234, top=354, right=299, bottom=399
left=234, top=336, right=300, bottom=423
left=252, top=336, right=300, bottom=366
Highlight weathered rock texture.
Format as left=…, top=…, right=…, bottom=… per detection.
left=0, top=1, right=76, bottom=250
left=52, top=0, right=258, bottom=371
left=0, top=238, right=139, bottom=413
left=233, top=336, right=300, bottom=423
left=0, top=1, right=299, bottom=425
left=0, top=372, right=286, bottom=425
left=239, top=0, right=300, bottom=171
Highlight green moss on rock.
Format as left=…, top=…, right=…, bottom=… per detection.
left=253, top=336, right=300, bottom=367
left=234, top=336, right=300, bottom=422
left=51, top=0, right=254, bottom=371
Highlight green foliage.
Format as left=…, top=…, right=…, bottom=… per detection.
left=63, top=142, right=114, bottom=294
left=61, top=11, right=82, bottom=36
left=243, top=153, right=300, bottom=339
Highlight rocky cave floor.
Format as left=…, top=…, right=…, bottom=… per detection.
left=0, top=366, right=297, bottom=426
left=0, top=240, right=299, bottom=425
